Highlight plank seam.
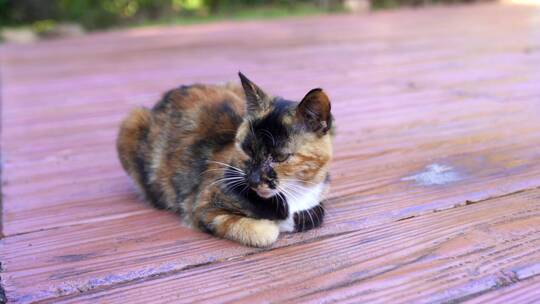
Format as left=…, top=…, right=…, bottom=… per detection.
left=23, top=230, right=358, bottom=303
left=4, top=183, right=540, bottom=240
left=396, top=185, right=540, bottom=222
left=445, top=271, right=540, bottom=303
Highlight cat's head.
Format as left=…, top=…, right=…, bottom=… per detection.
left=234, top=72, right=334, bottom=198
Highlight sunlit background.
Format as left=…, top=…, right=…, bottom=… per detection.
left=4, top=0, right=532, bottom=43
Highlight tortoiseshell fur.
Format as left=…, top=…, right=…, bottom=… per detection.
left=117, top=73, right=334, bottom=247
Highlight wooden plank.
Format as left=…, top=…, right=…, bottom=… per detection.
left=0, top=211, right=257, bottom=303
left=50, top=188, right=540, bottom=304
left=465, top=276, right=540, bottom=304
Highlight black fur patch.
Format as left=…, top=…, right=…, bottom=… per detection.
left=242, top=99, right=294, bottom=159
left=223, top=168, right=289, bottom=220
left=152, top=89, right=174, bottom=112
left=153, top=85, right=189, bottom=112
left=294, top=204, right=325, bottom=232
left=197, top=218, right=213, bottom=234
left=215, top=102, right=244, bottom=132
left=241, top=99, right=298, bottom=189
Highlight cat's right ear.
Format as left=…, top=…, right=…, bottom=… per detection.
left=238, top=72, right=270, bottom=117
left=296, top=88, right=332, bottom=135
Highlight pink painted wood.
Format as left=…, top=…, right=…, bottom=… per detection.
left=1, top=2, right=539, bottom=303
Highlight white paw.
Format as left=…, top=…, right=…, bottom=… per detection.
left=230, top=218, right=279, bottom=247
left=279, top=216, right=295, bottom=232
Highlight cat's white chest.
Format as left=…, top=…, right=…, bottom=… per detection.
left=278, top=182, right=324, bottom=232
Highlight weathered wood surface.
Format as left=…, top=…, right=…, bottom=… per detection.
left=1, top=2, right=540, bottom=303
left=51, top=189, right=540, bottom=303
left=465, top=275, right=540, bottom=304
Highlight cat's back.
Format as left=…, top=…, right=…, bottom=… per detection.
left=155, top=83, right=243, bottom=111
left=117, top=83, right=246, bottom=210
left=150, top=83, right=246, bottom=150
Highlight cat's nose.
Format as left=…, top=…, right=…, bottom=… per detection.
left=247, top=172, right=261, bottom=187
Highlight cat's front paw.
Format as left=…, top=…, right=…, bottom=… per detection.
left=293, top=204, right=325, bottom=232
left=236, top=218, right=279, bottom=247
left=216, top=215, right=279, bottom=247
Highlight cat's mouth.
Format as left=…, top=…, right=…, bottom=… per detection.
left=253, top=187, right=277, bottom=198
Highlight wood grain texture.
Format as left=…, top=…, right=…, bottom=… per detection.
left=1, top=2, right=540, bottom=303
left=2, top=3, right=540, bottom=235
left=465, top=275, right=540, bottom=304
left=51, top=188, right=540, bottom=304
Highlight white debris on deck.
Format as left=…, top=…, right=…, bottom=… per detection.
left=402, top=164, right=462, bottom=186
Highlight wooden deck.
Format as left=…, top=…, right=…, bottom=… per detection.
left=1, top=2, right=540, bottom=303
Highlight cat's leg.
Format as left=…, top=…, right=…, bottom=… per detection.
left=293, top=203, right=325, bottom=232
left=278, top=203, right=325, bottom=233
left=198, top=209, right=279, bottom=247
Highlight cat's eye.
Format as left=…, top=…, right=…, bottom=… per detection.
left=273, top=153, right=292, bottom=163
left=241, top=141, right=254, bottom=156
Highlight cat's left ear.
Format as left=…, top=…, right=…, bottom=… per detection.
left=238, top=72, right=271, bottom=117
left=296, top=88, right=332, bottom=135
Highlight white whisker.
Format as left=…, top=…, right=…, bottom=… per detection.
left=199, top=167, right=228, bottom=176
left=281, top=183, right=306, bottom=231
left=227, top=180, right=246, bottom=193
left=207, top=176, right=245, bottom=188
left=280, top=178, right=319, bottom=186
left=207, top=160, right=245, bottom=175
left=301, top=209, right=305, bottom=231
left=285, top=183, right=331, bottom=220
left=260, top=129, right=276, bottom=147
left=275, top=191, right=286, bottom=215
left=312, top=207, right=321, bottom=226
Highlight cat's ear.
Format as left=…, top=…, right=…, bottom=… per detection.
left=238, top=72, right=270, bottom=116
left=296, top=88, right=332, bottom=135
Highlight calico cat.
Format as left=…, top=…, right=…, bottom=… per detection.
left=117, top=73, right=334, bottom=247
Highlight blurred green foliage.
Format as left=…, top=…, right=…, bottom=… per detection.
left=1, top=0, right=207, bottom=29
left=0, top=0, right=479, bottom=30
left=370, top=0, right=477, bottom=9
left=0, top=0, right=335, bottom=29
